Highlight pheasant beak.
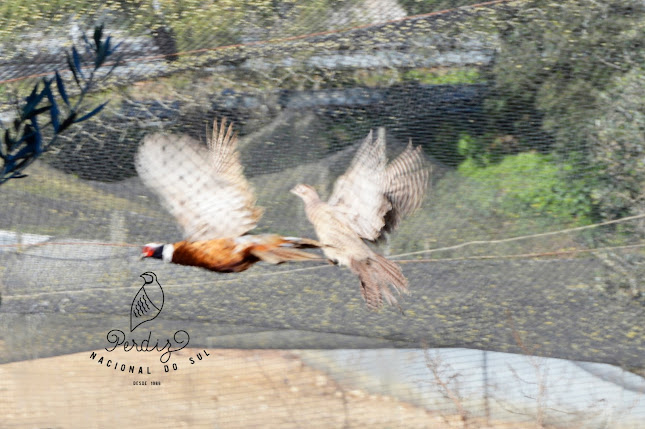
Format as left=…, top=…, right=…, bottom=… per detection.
left=140, top=246, right=154, bottom=259
left=290, top=184, right=308, bottom=197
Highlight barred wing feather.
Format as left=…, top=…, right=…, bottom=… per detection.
left=327, top=129, right=391, bottom=241
left=382, top=142, right=429, bottom=235
left=135, top=132, right=262, bottom=241
left=207, top=118, right=249, bottom=195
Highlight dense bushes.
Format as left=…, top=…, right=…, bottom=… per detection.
left=457, top=151, right=592, bottom=225
left=484, top=0, right=645, bottom=223
left=586, top=70, right=645, bottom=221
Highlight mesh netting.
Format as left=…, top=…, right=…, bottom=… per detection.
left=1, top=0, right=645, bottom=427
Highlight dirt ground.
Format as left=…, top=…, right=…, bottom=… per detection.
left=0, top=348, right=533, bottom=429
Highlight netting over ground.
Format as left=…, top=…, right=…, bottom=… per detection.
left=1, top=0, right=644, bottom=400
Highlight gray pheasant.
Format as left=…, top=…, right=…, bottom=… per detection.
left=291, top=128, right=428, bottom=310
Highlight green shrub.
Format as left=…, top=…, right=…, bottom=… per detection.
left=403, top=68, right=481, bottom=85
left=457, top=152, right=592, bottom=224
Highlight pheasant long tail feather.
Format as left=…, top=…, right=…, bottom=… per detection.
left=351, top=255, right=408, bottom=310
left=282, top=236, right=322, bottom=249
left=373, top=254, right=408, bottom=294
left=250, top=246, right=321, bottom=265
left=352, top=259, right=383, bottom=310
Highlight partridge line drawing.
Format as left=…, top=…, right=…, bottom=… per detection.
left=136, top=118, right=321, bottom=273
left=291, top=128, right=428, bottom=309
left=131, top=272, right=164, bottom=332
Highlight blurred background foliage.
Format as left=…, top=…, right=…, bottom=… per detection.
left=484, top=0, right=645, bottom=224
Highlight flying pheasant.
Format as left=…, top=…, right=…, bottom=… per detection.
left=136, top=118, right=321, bottom=273
left=291, top=128, right=428, bottom=309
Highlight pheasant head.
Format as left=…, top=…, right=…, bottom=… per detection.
left=290, top=184, right=320, bottom=205
left=140, top=243, right=174, bottom=262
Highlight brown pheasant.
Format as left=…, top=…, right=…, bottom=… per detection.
left=136, top=118, right=320, bottom=273
left=291, top=128, right=428, bottom=309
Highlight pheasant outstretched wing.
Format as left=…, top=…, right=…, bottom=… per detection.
left=207, top=118, right=250, bottom=195
left=327, top=129, right=391, bottom=241
left=135, top=120, right=262, bottom=241
left=381, top=142, right=429, bottom=236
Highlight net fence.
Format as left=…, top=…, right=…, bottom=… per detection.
left=1, top=0, right=644, bottom=427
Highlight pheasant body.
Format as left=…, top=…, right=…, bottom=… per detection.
left=299, top=194, right=370, bottom=266
left=292, top=128, right=428, bottom=310
left=169, top=235, right=320, bottom=273
left=136, top=118, right=321, bottom=273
